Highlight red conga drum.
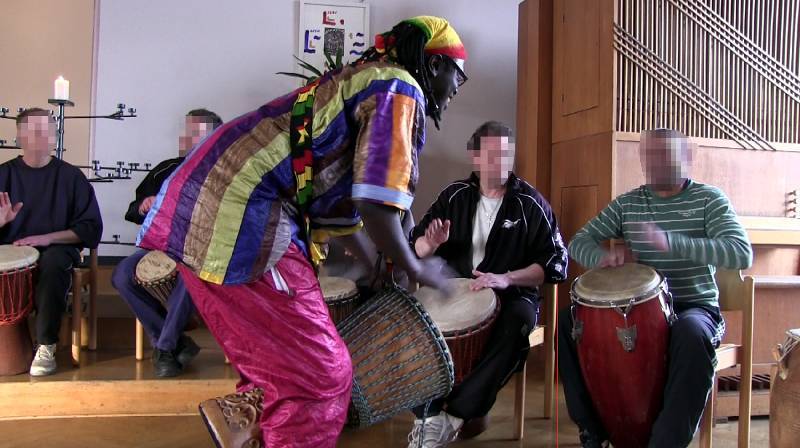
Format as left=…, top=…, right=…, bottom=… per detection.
left=0, top=245, right=39, bottom=376
left=570, top=263, right=674, bottom=448
left=416, top=278, right=499, bottom=384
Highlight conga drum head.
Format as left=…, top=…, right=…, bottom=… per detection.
left=416, top=278, right=496, bottom=333
left=135, top=250, right=177, bottom=284
left=572, top=263, right=663, bottom=306
left=0, top=246, right=39, bottom=272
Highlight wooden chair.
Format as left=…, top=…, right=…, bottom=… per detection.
left=698, top=269, right=754, bottom=448
left=66, top=248, right=98, bottom=366
left=512, top=282, right=557, bottom=440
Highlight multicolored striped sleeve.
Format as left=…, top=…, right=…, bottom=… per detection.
left=350, top=76, right=426, bottom=211
left=668, top=187, right=753, bottom=269
left=568, top=198, right=625, bottom=269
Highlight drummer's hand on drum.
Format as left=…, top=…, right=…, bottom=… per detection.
left=139, top=196, right=157, bottom=216
left=13, top=234, right=51, bottom=248
left=598, top=245, right=636, bottom=267
left=470, top=270, right=510, bottom=291
left=0, top=192, right=23, bottom=228
left=424, top=218, right=451, bottom=247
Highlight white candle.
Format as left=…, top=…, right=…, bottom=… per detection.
left=54, top=76, right=70, bottom=100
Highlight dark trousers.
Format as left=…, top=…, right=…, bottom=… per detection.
left=111, top=250, right=195, bottom=351
left=35, top=246, right=81, bottom=345
left=558, top=304, right=724, bottom=448
left=413, top=296, right=539, bottom=420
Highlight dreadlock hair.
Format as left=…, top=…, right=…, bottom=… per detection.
left=356, top=22, right=444, bottom=128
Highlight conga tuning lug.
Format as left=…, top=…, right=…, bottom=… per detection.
left=616, top=325, right=638, bottom=352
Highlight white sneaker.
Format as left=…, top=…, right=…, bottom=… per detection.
left=30, top=344, right=57, bottom=376
left=406, top=411, right=464, bottom=448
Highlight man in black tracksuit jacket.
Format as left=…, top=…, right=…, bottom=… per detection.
left=406, top=121, right=568, bottom=446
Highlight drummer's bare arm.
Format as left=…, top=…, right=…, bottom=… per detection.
left=14, top=230, right=80, bottom=247
left=355, top=200, right=449, bottom=291
left=337, top=230, right=378, bottom=269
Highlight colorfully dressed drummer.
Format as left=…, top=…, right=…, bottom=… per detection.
left=408, top=121, right=568, bottom=446
left=137, top=16, right=467, bottom=447
left=559, top=128, right=753, bottom=448
left=0, top=107, right=103, bottom=377
left=112, top=109, right=222, bottom=378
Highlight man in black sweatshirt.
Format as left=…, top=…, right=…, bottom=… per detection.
left=407, top=122, right=568, bottom=446
left=112, top=109, right=221, bottom=377
left=0, top=108, right=103, bottom=376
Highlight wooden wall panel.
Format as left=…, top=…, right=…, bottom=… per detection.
left=0, top=0, right=96, bottom=166
left=552, top=0, right=615, bottom=143
left=551, top=131, right=614, bottom=307
left=516, top=0, right=554, bottom=199
left=562, top=0, right=599, bottom=115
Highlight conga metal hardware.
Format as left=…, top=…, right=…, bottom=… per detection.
left=613, top=299, right=638, bottom=352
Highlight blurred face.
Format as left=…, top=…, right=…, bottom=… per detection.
left=179, top=117, right=215, bottom=156
left=640, top=131, right=691, bottom=190
left=17, top=114, right=55, bottom=156
left=472, top=136, right=515, bottom=186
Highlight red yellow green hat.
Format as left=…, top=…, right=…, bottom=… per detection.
left=403, top=16, right=468, bottom=71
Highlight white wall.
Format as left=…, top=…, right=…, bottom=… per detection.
left=93, top=0, right=520, bottom=256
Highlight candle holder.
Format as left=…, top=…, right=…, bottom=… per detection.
left=48, top=98, right=74, bottom=160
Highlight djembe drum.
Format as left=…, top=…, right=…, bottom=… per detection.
left=199, top=285, right=455, bottom=446
left=416, top=278, right=500, bottom=384
left=135, top=250, right=177, bottom=308
left=0, top=245, right=39, bottom=376
left=319, top=276, right=361, bottom=325
left=571, top=263, right=673, bottom=448
left=771, top=328, right=800, bottom=448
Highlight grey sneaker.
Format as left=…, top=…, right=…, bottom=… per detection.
left=30, top=344, right=57, bottom=376
left=406, top=411, right=463, bottom=448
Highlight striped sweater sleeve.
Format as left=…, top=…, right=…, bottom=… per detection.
left=567, top=199, right=625, bottom=269
left=667, top=189, right=753, bottom=269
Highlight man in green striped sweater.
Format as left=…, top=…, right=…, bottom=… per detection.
left=558, top=128, right=753, bottom=448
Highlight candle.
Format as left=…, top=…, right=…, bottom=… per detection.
left=54, top=76, right=70, bottom=100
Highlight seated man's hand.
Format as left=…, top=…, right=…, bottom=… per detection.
left=14, top=234, right=52, bottom=248
left=471, top=270, right=511, bottom=291
left=424, top=218, right=450, bottom=247
left=632, top=221, right=669, bottom=252
left=598, top=245, right=636, bottom=268
left=0, top=192, right=23, bottom=227
left=139, top=196, right=157, bottom=215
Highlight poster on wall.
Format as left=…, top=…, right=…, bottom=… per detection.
left=298, top=1, right=370, bottom=75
